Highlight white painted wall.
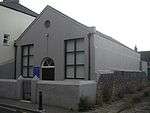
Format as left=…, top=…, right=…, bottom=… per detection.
left=94, top=34, right=141, bottom=72
left=0, top=6, right=35, bottom=64
left=141, top=61, right=148, bottom=76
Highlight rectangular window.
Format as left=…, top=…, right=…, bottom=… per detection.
left=65, top=38, right=85, bottom=79
left=3, top=34, right=10, bottom=46
left=21, top=44, right=34, bottom=78
left=148, top=62, right=150, bottom=67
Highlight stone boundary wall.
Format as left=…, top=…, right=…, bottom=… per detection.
left=96, top=71, right=147, bottom=105
left=31, top=80, right=97, bottom=110
left=0, top=79, right=22, bottom=99
left=0, top=79, right=97, bottom=110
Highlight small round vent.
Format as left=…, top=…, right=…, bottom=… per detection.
left=44, top=20, right=51, bottom=28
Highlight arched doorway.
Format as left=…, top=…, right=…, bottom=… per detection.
left=41, top=57, right=55, bottom=80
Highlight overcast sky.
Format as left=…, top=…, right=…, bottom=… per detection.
left=19, top=0, right=150, bottom=51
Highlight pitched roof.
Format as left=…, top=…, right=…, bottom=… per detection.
left=14, top=5, right=138, bottom=55
left=96, top=31, right=138, bottom=53
left=15, top=5, right=91, bottom=42
left=139, top=51, right=150, bottom=61
left=0, top=2, right=38, bottom=17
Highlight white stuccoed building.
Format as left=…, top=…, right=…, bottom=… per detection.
left=0, top=0, right=38, bottom=79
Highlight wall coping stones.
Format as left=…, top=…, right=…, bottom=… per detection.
left=0, top=79, right=17, bottom=82
left=37, top=80, right=96, bottom=86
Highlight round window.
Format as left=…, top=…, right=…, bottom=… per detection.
left=44, top=20, right=51, bottom=28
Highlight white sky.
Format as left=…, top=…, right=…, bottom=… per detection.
left=10, top=0, right=150, bottom=51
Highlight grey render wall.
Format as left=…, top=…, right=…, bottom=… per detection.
left=94, top=33, right=141, bottom=72
left=0, top=79, right=96, bottom=110
left=15, top=6, right=95, bottom=80
left=32, top=80, right=96, bottom=110
left=0, top=60, right=14, bottom=79
left=0, top=79, right=21, bottom=99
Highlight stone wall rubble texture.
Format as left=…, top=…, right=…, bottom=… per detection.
left=96, top=71, right=147, bottom=104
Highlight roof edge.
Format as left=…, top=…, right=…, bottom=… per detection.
left=139, top=51, right=150, bottom=53
left=15, top=6, right=47, bottom=43
left=0, top=2, right=38, bottom=17
left=96, top=31, right=139, bottom=54
left=46, top=5, right=92, bottom=33
left=15, top=5, right=96, bottom=44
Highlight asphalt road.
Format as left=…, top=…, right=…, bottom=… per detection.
left=0, top=106, right=21, bottom=113
left=0, top=106, right=39, bottom=113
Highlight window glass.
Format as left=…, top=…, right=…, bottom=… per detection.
left=66, top=53, right=74, bottom=65
left=65, top=38, right=85, bottom=79
left=43, top=58, right=54, bottom=66
left=23, top=68, right=27, bottom=76
left=29, top=56, right=34, bottom=66
left=29, top=46, right=34, bottom=55
left=76, top=52, right=84, bottom=64
left=76, top=66, right=84, bottom=78
left=29, top=67, right=33, bottom=76
left=23, top=57, right=28, bottom=66
left=76, top=39, right=84, bottom=51
left=22, top=45, right=34, bottom=78
left=3, top=34, right=10, bottom=45
left=3, top=39, right=8, bottom=44
left=66, top=40, right=74, bottom=52
left=23, top=47, right=28, bottom=56
left=66, top=66, right=74, bottom=78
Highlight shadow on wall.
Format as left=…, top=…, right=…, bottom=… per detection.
left=0, top=61, right=14, bottom=79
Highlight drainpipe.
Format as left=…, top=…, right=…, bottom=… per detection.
left=87, top=27, right=96, bottom=80
left=14, top=42, right=17, bottom=79
left=88, top=33, right=91, bottom=80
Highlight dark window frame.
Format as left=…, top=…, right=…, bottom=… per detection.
left=64, top=38, right=85, bottom=79
left=3, top=34, right=10, bottom=46
left=21, top=44, right=34, bottom=78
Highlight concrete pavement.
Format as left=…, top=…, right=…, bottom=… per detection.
left=0, top=98, right=77, bottom=113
